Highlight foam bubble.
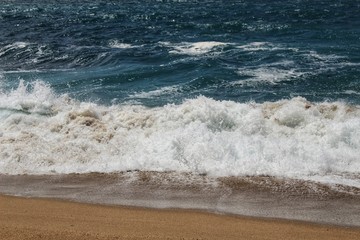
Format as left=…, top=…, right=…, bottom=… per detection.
left=243, top=22, right=290, bottom=32
left=344, top=90, right=360, bottom=95
left=231, top=45, right=356, bottom=86
left=108, top=40, right=135, bottom=49
left=167, top=41, right=228, bottom=55
left=11, top=42, right=28, bottom=49
left=0, top=82, right=359, bottom=188
left=235, top=66, right=304, bottom=85
left=0, top=42, right=30, bottom=57
left=0, top=80, right=71, bottom=115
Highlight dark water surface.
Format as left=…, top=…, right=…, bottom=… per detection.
left=1, top=0, right=359, bottom=105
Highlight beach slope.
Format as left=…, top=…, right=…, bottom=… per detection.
left=1, top=195, right=359, bottom=240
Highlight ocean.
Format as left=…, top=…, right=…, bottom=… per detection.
left=0, top=0, right=360, bottom=217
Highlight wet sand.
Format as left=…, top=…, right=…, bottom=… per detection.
left=1, top=194, right=360, bottom=240
left=1, top=172, right=360, bottom=227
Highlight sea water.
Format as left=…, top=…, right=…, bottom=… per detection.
left=0, top=0, right=360, bottom=190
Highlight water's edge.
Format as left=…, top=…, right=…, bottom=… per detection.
left=1, top=172, right=359, bottom=227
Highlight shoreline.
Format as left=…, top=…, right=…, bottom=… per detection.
left=1, top=172, right=360, bottom=228
left=1, top=192, right=360, bottom=230
left=1, top=194, right=360, bottom=240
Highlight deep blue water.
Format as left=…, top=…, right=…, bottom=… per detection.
left=1, top=0, right=360, bottom=106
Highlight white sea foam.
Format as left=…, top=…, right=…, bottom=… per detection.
left=0, top=42, right=30, bottom=57
left=306, top=51, right=344, bottom=62
left=232, top=45, right=357, bottom=86
left=344, top=90, right=360, bottom=95
left=237, top=41, right=270, bottom=51
left=166, top=41, right=228, bottom=55
left=108, top=40, right=135, bottom=49
left=0, top=80, right=71, bottom=116
left=243, top=22, right=290, bottom=32
left=236, top=66, right=304, bottom=85
left=0, top=81, right=359, bottom=188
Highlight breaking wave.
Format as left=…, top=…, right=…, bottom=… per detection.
left=0, top=81, right=359, bottom=189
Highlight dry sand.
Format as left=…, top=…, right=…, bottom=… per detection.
left=1, top=195, right=359, bottom=240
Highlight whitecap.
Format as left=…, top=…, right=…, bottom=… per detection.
left=235, top=66, right=305, bottom=85
left=344, top=90, right=360, bottom=95
left=167, top=41, right=229, bottom=56
left=108, top=40, right=135, bottom=49
left=0, top=42, right=30, bottom=57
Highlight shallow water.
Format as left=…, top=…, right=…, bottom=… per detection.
left=1, top=172, right=360, bottom=226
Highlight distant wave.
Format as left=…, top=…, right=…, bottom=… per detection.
left=108, top=40, right=137, bottom=49
left=163, top=41, right=230, bottom=56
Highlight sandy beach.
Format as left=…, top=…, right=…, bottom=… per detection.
left=1, top=195, right=359, bottom=240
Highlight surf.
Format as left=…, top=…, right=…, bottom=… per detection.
left=0, top=81, right=359, bottom=189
